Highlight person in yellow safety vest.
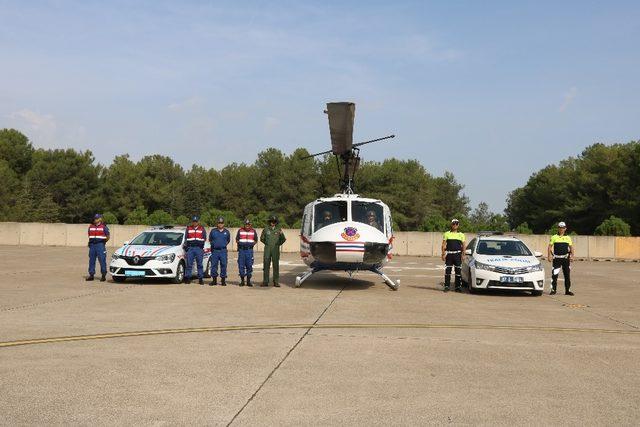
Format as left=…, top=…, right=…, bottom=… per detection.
left=548, top=221, right=574, bottom=296
left=441, top=219, right=466, bottom=292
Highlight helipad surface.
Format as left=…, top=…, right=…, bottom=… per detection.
left=0, top=246, right=638, bottom=425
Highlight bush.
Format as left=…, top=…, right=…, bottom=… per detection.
left=124, top=206, right=149, bottom=225
left=594, top=216, right=631, bottom=236
left=422, top=214, right=449, bottom=232
left=102, top=211, right=119, bottom=225
left=514, top=222, right=533, bottom=234
left=175, top=215, right=190, bottom=226
left=201, top=208, right=242, bottom=227
left=147, top=209, right=174, bottom=226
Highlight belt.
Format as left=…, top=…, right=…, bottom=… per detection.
left=553, top=254, right=570, bottom=259
left=238, top=246, right=254, bottom=250
left=445, top=250, right=462, bottom=254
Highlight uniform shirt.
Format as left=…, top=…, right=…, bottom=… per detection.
left=184, top=225, right=207, bottom=248
left=443, top=231, right=465, bottom=252
left=550, top=234, right=572, bottom=256
left=88, top=223, right=110, bottom=244
left=236, top=228, right=258, bottom=248
left=260, top=226, right=286, bottom=249
left=209, top=228, right=231, bottom=249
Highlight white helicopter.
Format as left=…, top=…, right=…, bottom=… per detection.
left=294, top=102, right=400, bottom=290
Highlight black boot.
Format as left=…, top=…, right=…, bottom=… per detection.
left=247, top=276, right=253, bottom=287
left=210, top=277, right=217, bottom=286
left=565, top=290, right=574, bottom=296
left=550, top=287, right=557, bottom=295
left=198, top=278, right=204, bottom=285
left=239, top=277, right=245, bottom=287
left=100, top=274, right=106, bottom=282
left=85, top=275, right=94, bottom=281
left=221, top=277, right=227, bottom=286
left=273, top=282, right=280, bottom=287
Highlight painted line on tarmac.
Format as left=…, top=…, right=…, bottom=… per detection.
left=1, top=323, right=638, bottom=349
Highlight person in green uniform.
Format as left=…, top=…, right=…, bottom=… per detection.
left=547, top=221, right=574, bottom=295
left=441, top=219, right=466, bottom=292
left=260, top=215, right=286, bottom=287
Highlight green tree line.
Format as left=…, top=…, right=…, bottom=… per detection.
left=0, top=129, right=471, bottom=230
left=506, top=141, right=639, bottom=236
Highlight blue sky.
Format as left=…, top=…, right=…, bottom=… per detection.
left=1, top=1, right=638, bottom=212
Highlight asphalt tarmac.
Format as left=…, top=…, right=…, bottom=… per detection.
left=1, top=246, right=638, bottom=425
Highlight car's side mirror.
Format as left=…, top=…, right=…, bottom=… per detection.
left=534, top=251, right=542, bottom=257
left=123, top=241, right=130, bottom=246
left=465, top=249, right=472, bottom=255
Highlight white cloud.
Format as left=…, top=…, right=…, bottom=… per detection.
left=7, top=109, right=58, bottom=144
left=264, top=116, right=280, bottom=133
left=167, top=96, right=203, bottom=112
left=559, top=87, right=578, bottom=112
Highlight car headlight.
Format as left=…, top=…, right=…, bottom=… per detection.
left=475, top=261, right=498, bottom=272
left=111, top=253, right=121, bottom=261
left=155, top=253, right=176, bottom=263
left=525, top=263, right=543, bottom=272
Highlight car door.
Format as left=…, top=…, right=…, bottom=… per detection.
left=462, top=238, right=476, bottom=282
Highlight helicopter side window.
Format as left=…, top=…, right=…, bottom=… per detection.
left=314, top=202, right=347, bottom=231
left=352, top=202, right=384, bottom=232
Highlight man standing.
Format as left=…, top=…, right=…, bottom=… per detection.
left=236, top=218, right=258, bottom=287
left=87, top=213, right=110, bottom=282
left=209, top=216, right=231, bottom=286
left=441, top=219, right=466, bottom=293
left=548, top=221, right=574, bottom=296
left=184, top=215, right=206, bottom=285
left=260, top=215, right=286, bottom=287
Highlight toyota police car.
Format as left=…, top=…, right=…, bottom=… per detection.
left=109, top=226, right=211, bottom=283
left=461, top=233, right=545, bottom=296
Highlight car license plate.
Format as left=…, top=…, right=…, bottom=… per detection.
left=125, top=270, right=145, bottom=277
left=500, top=276, right=523, bottom=283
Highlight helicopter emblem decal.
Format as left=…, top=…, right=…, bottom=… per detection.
left=341, top=226, right=360, bottom=241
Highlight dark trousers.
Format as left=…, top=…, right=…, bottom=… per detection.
left=88, top=242, right=107, bottom=276
left=211, top=249, right=228, bottom=278
left=185, top=246, right=204, bottom=279
left=238, top=248, right=254, bottom=278
left=445, top=253, right=462, bottom=289
left=551, top=258, right=571, bottom=291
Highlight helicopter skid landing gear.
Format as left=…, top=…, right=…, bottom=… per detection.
left=374, top=268, right=400, bottom=291
left=295, top=269, right=316, bottom=288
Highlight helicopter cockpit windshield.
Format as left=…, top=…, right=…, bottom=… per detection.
left=352, top=201, right=384, bottom=232
left=314, top=201, right=348, bottom=231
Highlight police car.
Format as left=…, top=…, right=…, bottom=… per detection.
left=461, top=233, right=545, bottom=296
left=109, top=226, right=211, bottom=283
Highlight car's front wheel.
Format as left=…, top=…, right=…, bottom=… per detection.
left=531, top=290, right=543, bottom=296
left=204, top=258, right=211, bottom=278
left=173, top=261, right=185, bottom=284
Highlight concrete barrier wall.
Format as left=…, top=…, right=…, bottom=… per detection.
left=0, top=222, right=638, bottom=260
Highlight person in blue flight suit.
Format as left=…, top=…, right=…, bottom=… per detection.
left=209, top=216, right=231, bottom=286
left=236, top=218, right=258, bottom=287
left=183, top=215, right=207, bottom=285
left=86, top=213, right=110, bottom=282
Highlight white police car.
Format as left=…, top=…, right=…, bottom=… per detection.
left=461, top=233, right=545, bottom=296
left=109, top=226, right=211, bottom=283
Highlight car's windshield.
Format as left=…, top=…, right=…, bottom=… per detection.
left=476, top=239, right=532, bottom=256
left=129, top=232, right=183, bottom=246
left=314, top=201, right=347, bottom=231
left=352, top=201, right=384, bottom=232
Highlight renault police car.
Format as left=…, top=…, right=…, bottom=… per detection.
left=109, top=226, right=211, bottom=283
left=461, top=233, right=545, bottom=296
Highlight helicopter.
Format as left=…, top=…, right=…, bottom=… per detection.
left=294, top=102, right=400, bottom=290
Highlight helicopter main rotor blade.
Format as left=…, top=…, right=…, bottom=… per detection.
left=352, top=134, right=395, bottom=148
